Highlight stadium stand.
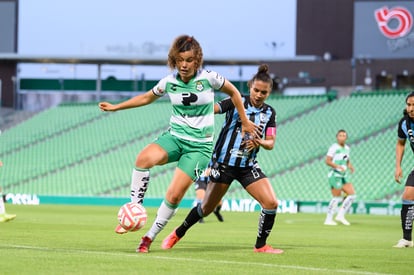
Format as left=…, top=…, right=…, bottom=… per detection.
left=0, top=91, right=411, bottom=203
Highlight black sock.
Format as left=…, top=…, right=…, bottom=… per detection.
left=176, top=205, right=203, bottom=238
left=401, top=204, right=414, bottom=241
left=255, top=209, right=276, bottom=249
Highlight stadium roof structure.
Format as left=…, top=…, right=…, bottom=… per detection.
left=0, top=53, right=321, bottom=66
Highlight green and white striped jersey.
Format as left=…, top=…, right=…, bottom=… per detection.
left=327, top=143, right=350, bottom=177
left=152, top=69, right=225, bottom=142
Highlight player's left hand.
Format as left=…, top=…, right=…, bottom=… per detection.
left=243, top=137, right=262, bottom=152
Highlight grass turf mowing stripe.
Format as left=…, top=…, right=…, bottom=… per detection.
left=0, top=243, right=397, bottom=275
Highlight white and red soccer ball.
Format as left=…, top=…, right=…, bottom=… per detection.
left=117, top=202, right=147, bottom=231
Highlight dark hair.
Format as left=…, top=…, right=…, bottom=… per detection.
left=247, top=64, right=273, bottom=89
left=167, top=35, right=203, bottom=70
left=336, top=129, right=347, bottom=136
left=403, top=91, right=414, bottom=116
left=406, top=91, right=414, bottom=102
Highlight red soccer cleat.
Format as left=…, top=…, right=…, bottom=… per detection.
left=161, top=230, right=181, bottom=250
left=136, top=236, right=153, bottom=253
left=253, top=244, right=284, bottom=254
left=115, top=224, right=129, bottom=234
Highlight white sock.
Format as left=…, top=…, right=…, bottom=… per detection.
left=0, top=193, right=5, bottom=214
left=326, top=197, right=342, bottom=221
left=130, top=168, right=150, bottom=204
left=145, top=200, right=178, bottom=240
left=337, top=195, right=356, bottom=218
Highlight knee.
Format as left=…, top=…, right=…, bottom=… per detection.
left=201, top=204, right=216, bottom=216
left=165, top=191, right=183, bottom=205
left=347, top=194, right=357, bottom=200
left=402, top=193, right=414, bottom=201
left=261, top=199, right=278, bottom=210
left=135, top=153, right=154, bottom=169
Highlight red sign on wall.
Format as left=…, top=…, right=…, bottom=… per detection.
left=375, top=6, right=413, bottom=39
left=354, top=1, right=414, bottom=58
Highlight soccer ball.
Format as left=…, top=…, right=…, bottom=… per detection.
left=117, top=202, right=147, bottom=231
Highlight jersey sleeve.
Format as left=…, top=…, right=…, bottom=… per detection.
left=206, top=70, right=225, bottom=90
left=152, top=77, right=168, bottom=97
left=266, top=107, right=277, bottom=128
left=326, top=144, right=336, bottom=157
left=398, top=117, right=407, bottom=140
left=216, top=97, right=235, bottom=114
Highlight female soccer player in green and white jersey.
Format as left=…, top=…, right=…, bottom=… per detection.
left=324, top=129, right=356, bottom=226
left=99, top=35, right=258, bottom=253
left=0, top=161, right=16, bottom=222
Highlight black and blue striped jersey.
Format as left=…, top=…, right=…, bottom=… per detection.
left=212, top=95, right=276, bottom=167
left=398, top=116, right=414, bottom=152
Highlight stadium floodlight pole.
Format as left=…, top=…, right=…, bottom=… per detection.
left=11, top=76, right=17, bottom=110
left=238, top=66, right=243, bottom=93
left=96, top=64, right=102, bottom=101
left=350, top=58, right=356, bottom=87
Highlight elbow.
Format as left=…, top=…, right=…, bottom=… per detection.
left=262, top=143, right=274, bottom=150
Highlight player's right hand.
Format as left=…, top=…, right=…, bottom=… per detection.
left=395, top=167, right=403, bottom=184
left=99, top=102, right=116, bottom=112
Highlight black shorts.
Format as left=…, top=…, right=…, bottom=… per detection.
left=406, top=169, right=414, bottom=187
left=194, top=177, right=207, bottom=191
left=209, top=161, right=267, bottom=189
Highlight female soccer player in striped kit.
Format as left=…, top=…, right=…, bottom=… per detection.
left=394, top=91, right=414, bottom=248
left=162, top=64, right=283, bottom=254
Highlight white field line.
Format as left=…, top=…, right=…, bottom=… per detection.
left=1, top=244, right=396, bottom=275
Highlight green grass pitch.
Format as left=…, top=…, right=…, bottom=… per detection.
left=1, top=204, right=413, bottom=274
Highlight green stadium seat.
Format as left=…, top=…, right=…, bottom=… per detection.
left=0, top=92, right=409, bottom=203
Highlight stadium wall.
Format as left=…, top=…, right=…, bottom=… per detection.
left=4, top=193, right=402, bottom=216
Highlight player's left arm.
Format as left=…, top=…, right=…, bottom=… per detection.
left=247, top=109, right=277, bottom=151
left=245, top=126, right=276, bottom=151
left=251, top=128, right=276, bottom=150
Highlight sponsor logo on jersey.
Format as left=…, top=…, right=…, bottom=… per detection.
left=195, top=81, right=204, bottom=92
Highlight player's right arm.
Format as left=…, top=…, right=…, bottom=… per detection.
left=325, top=155, right=342, bottom=171
left=395, top=138, right=406, bottom=184
left=325, top=145, right=343, bottom=171
left=99, top=90, right=159, bottom=112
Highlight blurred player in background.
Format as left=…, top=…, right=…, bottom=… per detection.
left=194, top=167, right=223, bottom=223
left=99, top=34, right=257, bottom=253
left=394, top=91, right=414, bottom=248
left=162, top=64, right=284, bottom=254
left=324, top=129, right=356, bottom=226
left=0, top=161, right=16, bottom=222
